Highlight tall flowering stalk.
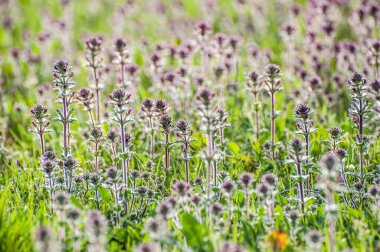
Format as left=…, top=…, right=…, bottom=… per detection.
left=222, top=180, right=235, bottom=225
left=335, top=148, right=356, bottom=208
left=30, top=104, right=50, bottom=155
left=76, top=88, right=95, bottom=127
left=113, top=39, right=129, bottom=87
left=175, top=120, right=195, bottom=183
left=294, top=103, right=316, bottom=190
left=327, top=127, right=343, bottom=153
left=288, top=138, right=306, bottom=213
left=347, top=72, right=371, bottom=180
left=154, top=99, right=170, bottom=159
left=369, top=41, right=380, bottom=78
left=84, top=37, right=103, bottom=123
left=52, top=59, right=76, bottom=158
left=106, top=128, right=120, bottom=169
left=41, top=151, right=56, bottom=214
left=317, top=154, right=339, bottom=252
left=263, top=64, right=282, bottom=158
left=89, top=127, right=103, bottom=175
left=158, top=114, right=172, bottom=170
left=215, top=108, right=229, bottom=166
left=196, top=89, right=217, bottom=198
left=239, top=172, right=253, bottom=219
left=196, top=22, right=212, bottom=80
left=247, top=71, right=263, bottom=141
left=109, top=88, right=133, bottom=187
left=141, top=98, right=156, bottom=160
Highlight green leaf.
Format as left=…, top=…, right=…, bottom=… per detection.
left=98, top=187, right=112, bottom=204
left=70, top=195, right=84, bottom=209
left=180, top=212, right=212, bottom=251
left=228, top=141, right=241, bottom=154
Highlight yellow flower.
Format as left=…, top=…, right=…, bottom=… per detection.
left=268, top=230, right=289, bottom=251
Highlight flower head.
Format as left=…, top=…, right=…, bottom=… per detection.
left=222, top=180, right=235, bottom=194
left=53, top=59, right=70, bottom=74
left=154, top=99, right=170, bottom=115
left=172, top=181, right=191, bottom=197
left=196, top=22, right=211, bottom=38
left=109, top=88, right=132, bottom=108
left=239, top=172, right=253, bottom=187
left=294, top=104, right=313, bottom=120
left=328, top=127, right=343, bottom=140
left=85, top=36, right=103, bottom=54
left=30, top=104, right=48, bottom=121
left=196, top=88, right=215, bottom=108
left=159, top=114, right=172, bottom=133
left=114, top=38, right=128, bottom=53
left=289, top=138, right=303, bottom=154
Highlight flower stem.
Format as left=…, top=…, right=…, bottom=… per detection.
left=270, top=92, right=275, bottom=159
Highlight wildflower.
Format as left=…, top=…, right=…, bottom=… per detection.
left=294, top=103, right=315, bottom=190
left=305, top=230, right=324, bottom=246
left=288, top=138, right=305, bottom=213
left=106, top=128, right=120, bottom=143
left=287, top=209, right=300, bottom=224
left=294, top=104, right=312, bottom=120
left=156, top=201, right=172, bottom=220
left=42, top=150, right=56, bottom=162
left=141, top=98, right=155, bottom=115
left=109, top=88, right=133, bottom=187
left=85, top=36, right=103, bottom=54
left=196, top=22, right=211, bottom=39
left=109, top=88, right=132, bottom=109
left=219, top=241, right=246, bottom=252
left=107, top=167, right=118, bottom=181
left=196, top=88, right=215, bottom=108
left=211, top=203, right=223, bottom=217
left=85, top=36, right=103, bottom=123
left=239, top=172, right=253, bottom=187
left=66, top=208, right=81, bottom=222
left=35, top=226, right=55, bottom=252
left=76, top=88, right=95, bottom=125
left=30, top=104, right=50, bottom=155
left=263, top=64, right=282, bottom=158
left=52, top=59, right=76, bottom=161
left=145, top=218, right=160, bottom=235
left=320, top=153, right=338, bottom=174
left=246, top=71, right=263, bottom=140
left=136, top=243, right=154, bottom=252
left=222, top=180, right=235, bottom=194
left=154, top=99, right=170, bottom=115
left=262, top=173, right=277, bottom=187
left=41, top=160, right=55, bottom=177
left=86, top=210, right=107, bottom=249
left=328, top=126, right=343, bottom=141
left=55, top=192, right=69, bottom=208
left=191, top=195, right=202, bottom=206
left=159, top=113, right=172, bottom=169
left=256, top=182, right=271, bottom=198
left=267, top=230, right=289, bottom=251
left=368, top=185, right=380, bottom=199
left=335, top=148, right=347, bottom=161
left=172, top=181, right=191, bottom=197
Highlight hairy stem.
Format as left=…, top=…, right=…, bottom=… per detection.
left=359, top=98, right=364, bottom=180
left=39, top=132, right=45, bottom=156
left=270, top=92, right=275, bottom=159
left=149, top=116, right=155, bottom=160
left=165, top=133, right=170, bottom=169
left=305, top=123, right=310, bottom=191
left=296, top=161, right=305, bottom=213
left=95, top=142, right=99, bottom=175
left=120, top=115, right=128, bottom=188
